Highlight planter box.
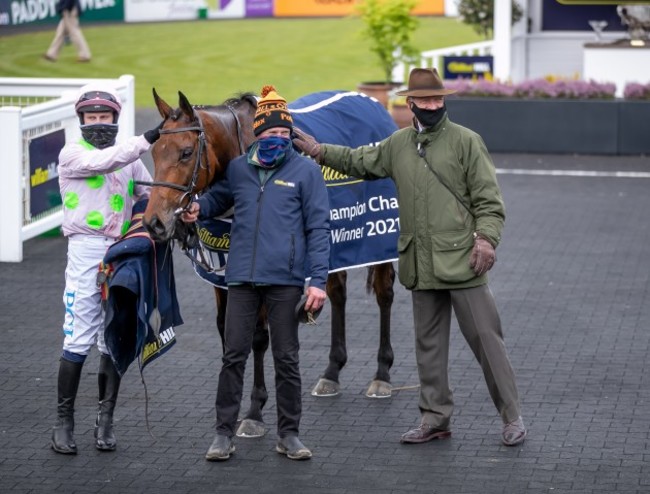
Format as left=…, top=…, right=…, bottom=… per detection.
left=446, top=98, right=650, bottom=155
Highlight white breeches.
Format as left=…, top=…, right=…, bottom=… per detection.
left=62, top=235, right=115, bottom=355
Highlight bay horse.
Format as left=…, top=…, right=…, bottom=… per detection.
left=142, top=89, right=395, bottom=437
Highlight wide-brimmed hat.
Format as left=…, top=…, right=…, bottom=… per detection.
left=395, top=68, right=457, bottom=97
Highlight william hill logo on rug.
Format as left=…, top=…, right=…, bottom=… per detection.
left=198, top=227, right=230, bottom=251
left=322, top=165, right=362, bottom=187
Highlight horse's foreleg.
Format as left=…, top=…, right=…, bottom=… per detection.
left=237, top=308, right=269, bottom=438
left=312, top=271, right=347, bottom=397
left=366, top=263, right=395, bottom=399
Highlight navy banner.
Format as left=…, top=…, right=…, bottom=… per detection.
left=192, top=90, right=399, bottom=288
left=28, top=129, right=65, bottom=218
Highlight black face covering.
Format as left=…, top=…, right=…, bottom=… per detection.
left=410, top=103, right=447, bottom=129
left=80, top=124, right=119, bottom=149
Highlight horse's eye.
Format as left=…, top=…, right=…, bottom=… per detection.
left=180, top=148, right=194, bottom=161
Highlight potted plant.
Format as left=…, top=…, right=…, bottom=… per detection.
left=457, top=0, right=524, bottom=40
left=355, top=0, right=420, bottom=107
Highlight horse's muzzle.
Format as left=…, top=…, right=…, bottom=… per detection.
left=143, top=215, right=173, bottom=242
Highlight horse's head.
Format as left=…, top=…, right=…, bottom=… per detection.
left=143, top=89, right=257, bottom=242
left=143, top=89, right=216, bottom=242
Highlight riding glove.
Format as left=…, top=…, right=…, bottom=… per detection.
left=292, top=128, right=322, bottom=162
left=144, top=121, right=164, bottom=144
left=469, top=233, right=496, bottom=276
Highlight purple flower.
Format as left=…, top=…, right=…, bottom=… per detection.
left=447, top=78, right=618, bottom=99
left=623, top=82, right=650, bottom=100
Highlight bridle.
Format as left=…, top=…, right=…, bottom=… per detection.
left=138, top=105, right=247, bottom=214
left=137, top=111, right=207, bottom=214
left=138, top=105, right=249, bottom=273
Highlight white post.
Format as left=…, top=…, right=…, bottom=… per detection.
left=0, top=107, right=24, bottom=262
left=493, top=0, right=512, bottom=81
left=444, top=0, right=458, bottom=17
left=118, top=74, right=136, bottom=137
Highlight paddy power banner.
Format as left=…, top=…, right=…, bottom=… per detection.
left=274, top=0, right=444, bottom=17
left=0, top=0, right=123, bottom=29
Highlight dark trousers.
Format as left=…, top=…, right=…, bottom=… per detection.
left=412, top=284, right=521, bottom=428
left=215, top=284, right=303, bottom=438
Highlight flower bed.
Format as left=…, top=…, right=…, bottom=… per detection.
left=445, top=78, right=617, bottom=100
left=428, top=78, right=650, bottom=155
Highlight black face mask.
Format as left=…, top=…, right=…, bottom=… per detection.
left=410, top=103, right=447, bottom=129
left=80, top=124, right=119, bottom=149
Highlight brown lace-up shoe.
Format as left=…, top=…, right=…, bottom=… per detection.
left=400, top=424, right=451, bottom=444
left=502, top=416, right=526, bottom=446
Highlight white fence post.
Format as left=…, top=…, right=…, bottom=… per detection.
left=493, top=0, right=512, bottom=81
left=0, top=107, right=24, bottom=262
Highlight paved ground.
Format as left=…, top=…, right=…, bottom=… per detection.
left=2, top=148, right=650, bottom=493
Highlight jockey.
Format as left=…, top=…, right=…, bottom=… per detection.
left=51, top=82, right=162, bottom=455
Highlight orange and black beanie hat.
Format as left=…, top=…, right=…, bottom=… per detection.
left=253, top=85, right=293, bottom=136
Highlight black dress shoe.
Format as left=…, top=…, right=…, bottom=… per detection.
left=276, top=435, right=312, bottom=460
left=400, top=424, right=451, bottom=444
left=205, top=434, right=234, bottom=461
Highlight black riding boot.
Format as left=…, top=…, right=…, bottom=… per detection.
left=94, top=353, right=121, bottom=451
left=51, top=358, right=84, bottom=454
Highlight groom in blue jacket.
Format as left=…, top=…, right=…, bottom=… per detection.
left=181, top=85, right=330, bottom=462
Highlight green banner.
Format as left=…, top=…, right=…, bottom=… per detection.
left=0, top=0, right=124, bottom=29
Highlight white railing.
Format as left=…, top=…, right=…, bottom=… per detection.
left=0, top=75, right=135, bottom=262
left=392, top=40, right=495, bottom=83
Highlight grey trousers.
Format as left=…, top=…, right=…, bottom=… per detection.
left=412, top=284, right=521, bottom=429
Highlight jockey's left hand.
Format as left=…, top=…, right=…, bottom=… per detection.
left=181, top=202, right=200, bottom=223
left=305, top=286, right=327, bottom=313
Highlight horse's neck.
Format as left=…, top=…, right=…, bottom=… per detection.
left=200, top=107, right=251, bottom=187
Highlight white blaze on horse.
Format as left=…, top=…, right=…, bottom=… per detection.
left=142, top=89, right=399, bottom=438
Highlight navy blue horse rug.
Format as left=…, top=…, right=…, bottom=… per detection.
left=100, top=199, right=184, bottom=376
left=193, top=90, right=399, bottom=288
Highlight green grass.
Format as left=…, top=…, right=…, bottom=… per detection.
left=0, top=17, right=481, bottom=108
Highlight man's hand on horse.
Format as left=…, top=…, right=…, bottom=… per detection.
left=305, top=286, right=327, bottom=312
left=180, top=202, right=200, bottom=223
left=292, top=127, right=322, bottom=162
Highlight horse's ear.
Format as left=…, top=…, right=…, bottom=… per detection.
left=153, top=88, right=172, bottom=119
left=178, top=91, right=195, bottom=120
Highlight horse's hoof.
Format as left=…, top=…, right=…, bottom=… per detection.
left=311, top=378, right=340, bottom=397
left=366, top=380, right=392, bottom=398
left=236, top=419, right=266, bottom=438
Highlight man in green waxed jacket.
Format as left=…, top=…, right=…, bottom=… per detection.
left=292, top=68, right=526, bottom=447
